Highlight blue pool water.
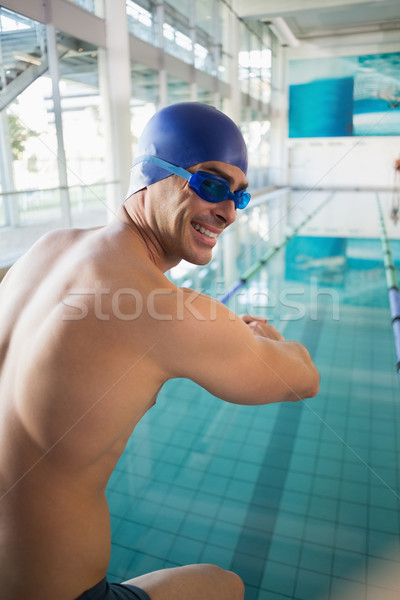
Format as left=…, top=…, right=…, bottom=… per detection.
left=106, top=232, right=400, bottom=600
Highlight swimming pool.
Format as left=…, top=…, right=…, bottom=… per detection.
left=106, top=192, right=400, bottom=600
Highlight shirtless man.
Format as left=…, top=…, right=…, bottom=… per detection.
left=0, top=103, right=319, bottom=600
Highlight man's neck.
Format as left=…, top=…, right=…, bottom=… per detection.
left=116, top=203, right=181, bottom=273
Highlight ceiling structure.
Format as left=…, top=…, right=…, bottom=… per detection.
left=234, top=0, right=400, bottom=44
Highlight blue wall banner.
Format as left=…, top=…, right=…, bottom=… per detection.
left=288, top=52, right=400, bottom=137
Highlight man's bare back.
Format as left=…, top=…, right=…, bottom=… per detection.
left=0, top=218, right=178, bottom=600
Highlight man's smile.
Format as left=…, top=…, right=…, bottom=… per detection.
left=191, top=222, right=219, bottom=238
left=190, top=221, right=222, bottom=246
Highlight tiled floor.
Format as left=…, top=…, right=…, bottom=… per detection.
left=106, top=235, right=400, bottom=600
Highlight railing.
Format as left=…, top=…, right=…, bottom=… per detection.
left=0, top=182, right=113, bottom=268
left=0, top=183, right=282, bottom=276
left=1, top=186, right=353, bottom=294
left=0, top=182, right=112, bottom=224
left=376, top=191, right=400, bottom=384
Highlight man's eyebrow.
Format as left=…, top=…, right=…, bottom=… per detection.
left=203, top=166, right=248, bottom=191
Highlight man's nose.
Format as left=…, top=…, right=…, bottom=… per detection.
left=212, top=199, right=237, bottom=226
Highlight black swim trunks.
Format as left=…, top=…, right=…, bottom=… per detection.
left=76, top=577, right=151, bottom=600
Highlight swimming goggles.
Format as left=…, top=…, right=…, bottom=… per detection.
left=132, top=154, right=251, bottom=210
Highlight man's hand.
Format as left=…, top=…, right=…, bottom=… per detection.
left=240, top=313, right=284, bottom=341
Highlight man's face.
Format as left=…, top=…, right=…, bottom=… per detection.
left=147, top=160, right=249, bottom=267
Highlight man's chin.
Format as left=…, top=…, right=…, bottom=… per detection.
left=185, top=252, right=212, bottom=267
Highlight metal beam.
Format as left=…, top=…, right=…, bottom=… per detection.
left=0, top=59, right=49, bottom=111
left=0, top=0, right=46, bottom=23
left=50, top=1, right=106, bottom=50
left=1, top=1, right=106, bottom=49
left=234, top=0, right=381, bottom=20
left=101, top=0, right=132, bottom=208
left=46, top=21, right=71, bottom=227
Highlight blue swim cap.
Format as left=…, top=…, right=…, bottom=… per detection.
left=127, top=102, right=248, bottom=197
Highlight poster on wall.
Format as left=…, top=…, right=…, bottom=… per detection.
left=289, top=52, right=400, bottom=137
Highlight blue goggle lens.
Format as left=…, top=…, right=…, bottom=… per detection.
left=189, top=172, right=251, bottom=210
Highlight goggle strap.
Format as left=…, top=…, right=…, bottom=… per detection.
left=132, top=154, right=191, bottom=181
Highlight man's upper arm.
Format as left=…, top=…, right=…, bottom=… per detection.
left=151, top=288, right=319, bottom=405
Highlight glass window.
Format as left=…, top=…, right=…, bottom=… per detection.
left=130, top=61, right=159, bottom=155
left=0, top=7, right=59, bottom=234
left=194, top=0, right=215, bottom=75
left=249, top=33, right=259, bottom=100
left=260, top=47, right=271, bottom=105
left=218, top=1, right=230, bottom=83
left=57, top=36, right=106, bottom=188
left=0, top=6, right=47, bottom=99
left=197, top=87, right=214, bottom=105
left=242, top=106, right=270, bottom=191
left=163, top=3, right=193, bottom=64
left=167, top=0, right=191, bottom=16
left=195, top=0, right=214, bottom=37
left=238, top=22, right=272, bottom=104
left=0, top=8, right=58, bottom=195
left=259, top=116, right=271, bottom=188
left=126, top=0, right=157, bottom=46
left=194, top=29, right=213, bottom=74
left=64, top=0, right=104, bottom=17
left=5, top=78, right=59, bottom=192
left=238, top=22, right=250, bottom=95
left=9, top=31, right=108, bottom=225
left=56, top=35, right=108, bottom=225
left=167, top=74, right=190, bottom=105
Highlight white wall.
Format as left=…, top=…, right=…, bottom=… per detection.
left=288, top=190, right=400, bottom=240
left=288, top=137, right=400, bottom=190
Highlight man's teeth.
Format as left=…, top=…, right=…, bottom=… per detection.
left=192, top=223, right=218, bottom=238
